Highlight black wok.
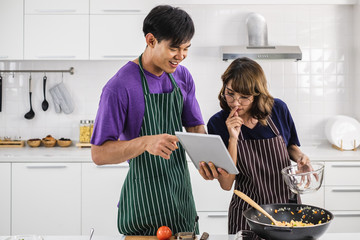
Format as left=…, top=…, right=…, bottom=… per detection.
left=243, top=203, right=333, bottom=240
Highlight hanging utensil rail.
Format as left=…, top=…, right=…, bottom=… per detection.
left=0, top=67, right=74, bottom=75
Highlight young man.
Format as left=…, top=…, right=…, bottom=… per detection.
left=91, top=5, right=206, bottom=236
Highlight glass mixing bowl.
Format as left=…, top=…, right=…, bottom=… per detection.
left=281, top=162, right=324, bottom=194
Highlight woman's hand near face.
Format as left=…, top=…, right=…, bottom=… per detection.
left=226, top=107, right=243, bottom=140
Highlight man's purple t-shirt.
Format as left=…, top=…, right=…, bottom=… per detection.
left=91, top=61, right=204, bottom=146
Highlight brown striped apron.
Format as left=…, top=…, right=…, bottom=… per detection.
left=228, top=117, right=296, bottom=235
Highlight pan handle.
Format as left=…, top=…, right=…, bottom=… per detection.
left=264, top=226, right=293, bottom=232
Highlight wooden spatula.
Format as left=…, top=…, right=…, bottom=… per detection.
left=234, top=190, right=282, bottom=226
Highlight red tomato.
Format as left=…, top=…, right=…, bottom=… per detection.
left=156, top=226, right=172, bottom=240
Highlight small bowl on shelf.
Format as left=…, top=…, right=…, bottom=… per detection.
left=27, top=138, right=41, bottom=147
left=42, top=135, right=56, bottom=147
left=281, top=162, right=324, bottom=194
left=57, top=138, right=72, bottom=147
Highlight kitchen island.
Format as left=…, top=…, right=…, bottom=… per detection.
left=1, top=141, right=360, bottom=236
left=1, top=232, right=360, bottom=240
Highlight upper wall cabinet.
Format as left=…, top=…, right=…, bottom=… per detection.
left=0, top=0, right=23, bottom=60
left=90, top=0, right=157, bottom=14
left=24, top=15, right=89, bottom=60
left=25, top=0, right=89, bottom=14
left=158, top=0, right=357, bottom=4
left=90, top=15, right=145, bottom=60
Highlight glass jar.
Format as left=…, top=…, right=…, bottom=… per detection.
left=90, top=120, right=94, bottom=140
left=79, top=120, right=91, bottom=143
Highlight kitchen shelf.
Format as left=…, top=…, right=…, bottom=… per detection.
left=0, top=67, right=74, bottom=75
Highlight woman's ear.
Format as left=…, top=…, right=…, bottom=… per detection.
left=145, top=33, right=157, bottom=48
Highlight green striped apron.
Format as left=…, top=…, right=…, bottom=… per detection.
left=117, top=55, right=198, bottom=236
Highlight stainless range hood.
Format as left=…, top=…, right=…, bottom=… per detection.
left=222, top=13, right=302, bottom=61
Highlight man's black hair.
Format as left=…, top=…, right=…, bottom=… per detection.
left=143, top=5, right=195, bottom=47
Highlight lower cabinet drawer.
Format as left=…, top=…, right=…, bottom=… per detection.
left=189, top=163, right=233, bottom=211
left=327, top=211, right=360, bottom=233
left=325, top=187, right=360, bottom=210
left=300, top=187, right=324, bottom=208
left=197, top=211, right=228, bottom=235
left=325, top=162, right=360, bottom=186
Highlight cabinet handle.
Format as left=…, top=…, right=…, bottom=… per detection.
left=26, top=165, right=67, bottom=169
left=36, top=56, right=76, bottom=59
left=331, top=164, right=360, bottom=168
left=0, top=56, right=9, bottom=59
left=207, top=213, right=228, bottom=218
left=34, top=9, right=77, bottom=13
left=333, top=211, right=360, bottom=217
left=102, top=9, right=141, bottom=13
left=102, top=55, right=138, bottom=59
left=331, top=188, right=360, bottom=192
left=96, top=165, right=129, bottom=169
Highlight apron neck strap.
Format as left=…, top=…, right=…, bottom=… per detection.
left=138, top=54, right=150, bottom=95
left=138, top=54, right=178, bottom=95
left=267, top=117, right=280, bottom=136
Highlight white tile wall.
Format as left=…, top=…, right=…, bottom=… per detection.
left=354, top=3, right=360, bottom=120
left=0, top=4, right=356, bottom=144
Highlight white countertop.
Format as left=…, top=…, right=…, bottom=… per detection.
left=299, top=140, right=360, bottom=161
left=0, top=145, right=92, bottom=163
left=1, top=140, right=360, bottom=163
left=1, top=233, right=360, bottom=240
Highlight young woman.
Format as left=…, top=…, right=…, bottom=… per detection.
left=199, top=57, right=312, bottom=235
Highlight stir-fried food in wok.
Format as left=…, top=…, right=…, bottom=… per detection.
left=274, top=219, right=315, bottom=227
left=266, top=207, right=330, bottom=227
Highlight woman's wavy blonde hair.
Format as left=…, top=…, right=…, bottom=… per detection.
left=219, top=57, right=274, bottom=126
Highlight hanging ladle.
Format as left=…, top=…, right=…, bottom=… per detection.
left=24, top=74, right=35, bottom=120
left=234, top=190, right=282, bottom=226
left=41, top=74, right=49, bottom=111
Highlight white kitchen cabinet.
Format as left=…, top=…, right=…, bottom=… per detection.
left=325, top=187, right=360, bottom=211
left=324, top=162, right=360, bottom=233
left=24, top=15, right=89, bottom=60
left=12, top=163, right=81, bottom=235
left=300, top=186, right=325, bottom=208
left=325, top=162, right=360, bottom=186
left=25, top=0, right=89, bottom=14
left=188, top=162, right=233, bottom=235
left=150, top=0, right=358, bottom=4
left=90, top=0, right=156, bottom=14
left=82, top=162, right=129, bottom=235
left=197, top=212, right=229, bottom=235
left=90, top=15, right=146, bottom=60
left=330, top=211, right=360, bottom=233
left=0, top=0, right=23, bottom=60
left=188, top=163, right=233, bottom=212
left=0, top=163, right=11, bottom=235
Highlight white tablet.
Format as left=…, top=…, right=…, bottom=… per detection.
left=175, top=132, right=239, bottom=174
